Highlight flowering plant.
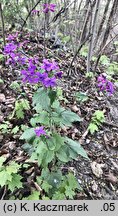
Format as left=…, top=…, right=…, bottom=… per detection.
left=3, top=33, right=88, bottom=200
left=97, top=75, right=114, bottom=96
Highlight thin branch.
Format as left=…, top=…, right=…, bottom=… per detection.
left=95, top=33, right=118, bottom=70
left=21, top=0, right=42, bottom=31
left=67, top=34, right=92, bottom=76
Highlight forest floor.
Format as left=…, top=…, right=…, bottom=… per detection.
left=0, top=31, right=118, bottom=199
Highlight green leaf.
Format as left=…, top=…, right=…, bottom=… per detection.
left=100, top=55, right=109, bottom=65
left=10, top=81, right=21, bottom=91
left=65, top=185, right=75, bottom=199
left=46, top=137, right=56, bottom=151
left=65, top=137, right=89, bottom=159
left=0, top=79, right=4, bottom=84
left=30, top=112, right=49, bottom=127
left=61, top=110, right=82, bottom=127
left=0, top=156, right=6, bottom=168
left=42, top=196, right=50, bottom=200
left=48, top=89, right=57, bottom=105
left=21, top=99, right=30, bottom=110
left=56, top=146, right=70, bottom=162
left=53, top=133, right=64, bottom=151
left=76, top=92, right=88, bottom=103
left=24, top=191, right=40, bottom=200
left=33, top=88, right=50, bottom=110
left=43, top=150, right=54, bottom=165
left=52, top=192, right=66, bottom=200
left=6, top=162, right=20, bottom=175
left=42, top=181, right=52, bottom=193
left=93, top=110, right=105, bottom=122
left=16, top=109, right=24, bottom=119
left=20, top=128, right=35, bottom=140
left=88, top=123, right=98, bottom=134
left=48, top=171, right=62, bottom=188
left=11, top=126, right=19, bottom=134
left=0, top=54, right=4, bottom=61
left=67, top=173, right=79, bottom=189
left=0, top=170, right=12, bottom=187
left=8, top=174, right=22, bottom=192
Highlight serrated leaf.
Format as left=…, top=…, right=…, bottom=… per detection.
left=8, top=173, right=22, bottom=192
left=65, top=137, right=89, bottom=159
left=33, top=88, right=50, bottom=110
left=93, top=110, right=105, bottom=122
left=21, top=99, right=30, bottom=110
left=16, top=109, right=24, bottom=119
left=48, top=89, right=57, bottom=105
left=20, top=128, right=35, bottom=140
left=61, top=110, right=82, bottom=127
left=11, top=126, right=19, bottom=134
left=0, top=170, right=12, bottom=186
left=6, top=162, right=20, bottom=175
left=88, top=123, right=99, bottom=134
left=42, top=181, right=52, bottom=193
left=24, top=191, right=40, bottom=200
left=53, top=133, right=64, bottom=151
left=52, top=192, right=66, bottom=200
left=0, top=156, right=6, bottom=168
left=76, top=92, right=88, bottom=103
left=56, top=146, right=70, bottom=162
left=43, top=150, right=54, bottom=165
left=65, top=185, right=75, bottom=199
left=67, top=173, right=78, bottom=189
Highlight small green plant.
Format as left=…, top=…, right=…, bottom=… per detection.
left=75, top=91, right=88, bottom=103
left=0, top=121, right=10, bottom=134
left=85, top=72, right=94, bottom=78
left=23, top=169, right=81, bottom=200
left=11, top=99, right=30, bottom=119
left=0, top=157, right=22, bottom=192
left=10, top=81, right=21, bottom=91
left=20, top=87, right=89, bottom=199
left=107, top=61, right=118, bottom=75
left=100, top=55, right=109, bottom=66
left=0, top=54, right=4, bottom=62
left=88, top=110, right=105, bottom=134
left=0, top=78, right=4, bottom=84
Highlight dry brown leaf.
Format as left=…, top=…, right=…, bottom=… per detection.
left=91, top=161, right=105, bottom=178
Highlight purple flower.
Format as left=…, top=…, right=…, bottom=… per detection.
left=34, top=126, right=46, bottom=137
left=97, top=75, right=114, bottom=96
left=41, top=59, right=59, bottom=72
left=7, top=32, right=18, bottom=41
left=21, top=69, right=39, bottom=84
left=38, top=72, right=48, bottom=82
left=55, top=71, right=63, bottom=78
left=106, top=81, right=114, bottom=95
left=43, top=76, right=56, bottom=87
left=43, top=3, right=56, bottom=13
left=4, top=43, right=17, bottom=55
left=41, top=59, right=53, bottom=72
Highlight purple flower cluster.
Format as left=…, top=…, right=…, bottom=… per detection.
left=3, top=34, right=62, bottom=89
left=43, top=3, right=56, bottom=13
left=97, top=75, right=114, bottom=96
left=21, top=59, right=62, bottom=88
left=7, top=32, right=18, bottom=41
left=34, top=126, right=46, bottom=137
left=3, top=33, right=31, bottom=67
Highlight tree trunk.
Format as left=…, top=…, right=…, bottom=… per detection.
left=87, top=0, right=100, bottom=73
left=0, top=3, right=5, bottom=46
left=99, top=0, right=118, bottom=52
left=95, top=0, right=111, bottom=47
